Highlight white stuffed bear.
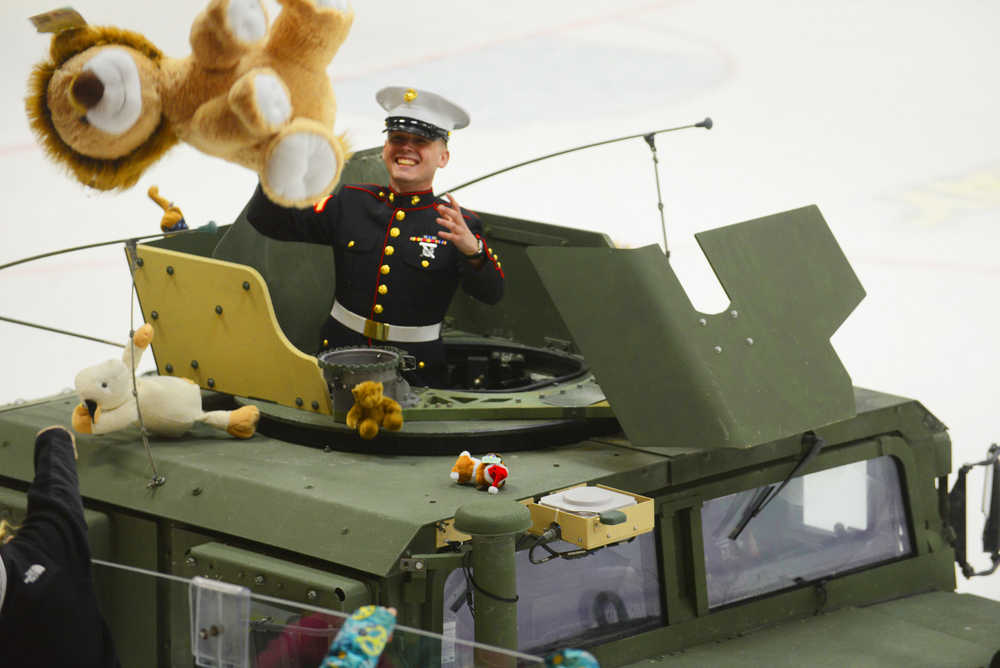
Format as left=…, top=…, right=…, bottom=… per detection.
left=72, top=324, right=259, bottom=438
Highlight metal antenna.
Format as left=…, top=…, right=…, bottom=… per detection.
left=124, top=239, right=165, bottom=490
left=643, top=118, right=713, bottom=259
left=443, top=118, right=713, bottom=197
left=643, top=133, right=669, bottom=258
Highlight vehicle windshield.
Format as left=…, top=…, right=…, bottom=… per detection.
left=701, top=455, right=913, bottom=608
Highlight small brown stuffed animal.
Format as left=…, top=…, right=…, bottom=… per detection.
left=346, top=381, right=403, bottom=440
left=27, top=0, right=353, bottom=208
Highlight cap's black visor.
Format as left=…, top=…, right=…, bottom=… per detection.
left=384, top=116, right=449, bottom=142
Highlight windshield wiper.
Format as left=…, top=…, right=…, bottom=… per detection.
left=728, top=431, right=825, bottom=540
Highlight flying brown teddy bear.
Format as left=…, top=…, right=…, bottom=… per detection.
left=26, top=0, right=353, bottom=209
left=346, top=381, right=403, bottom=440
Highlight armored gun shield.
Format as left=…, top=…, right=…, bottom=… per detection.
left=528, top=205, right=865, bottom=449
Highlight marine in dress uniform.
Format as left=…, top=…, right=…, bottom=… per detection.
left=247, top=87, right=503, bottom=386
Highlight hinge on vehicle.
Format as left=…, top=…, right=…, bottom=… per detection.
left=543, top=337, right=574, bottom=353
left=399, top=552, right=465, bottom=573
left=189, top=576, right=251, bottom=668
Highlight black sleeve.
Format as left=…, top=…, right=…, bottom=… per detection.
left=245, top=184, right=339, bottom=245
left=15, top=428, right=91, bottom=573
left=459, top=212, right=505, bottom=305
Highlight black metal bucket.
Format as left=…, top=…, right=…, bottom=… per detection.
left=317, top=346, right=417, bottom=412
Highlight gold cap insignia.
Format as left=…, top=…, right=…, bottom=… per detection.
left=404, top=89, right=418, bottom=103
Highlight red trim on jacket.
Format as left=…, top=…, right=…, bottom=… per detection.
left=313, top=195, right=334, bottom=213
left=344, top=185, right=382, bottom=198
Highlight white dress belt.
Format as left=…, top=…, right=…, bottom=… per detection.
left=330, top=301, right=441, bottom=343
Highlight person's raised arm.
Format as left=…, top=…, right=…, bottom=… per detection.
left=246, top=183, right=339, bottom=245
left=14, top=427, right=90, bottom=573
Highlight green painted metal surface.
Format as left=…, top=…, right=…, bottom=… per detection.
left=454, top=501, right=531, bottom=663
left=188, top=542, right=371, bottom=611
left=0, top=391, right=661, bottom=577
left=623, top=592, right=1000, bottom=667
left=528, top=205, right=865, bottom=450
left=454, top=499, right=532, bottom=537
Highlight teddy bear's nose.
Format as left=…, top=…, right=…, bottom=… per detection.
left=70, top=70, right=105, bottom=111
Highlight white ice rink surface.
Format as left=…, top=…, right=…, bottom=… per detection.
left=1, top=1, right=999, bottom=601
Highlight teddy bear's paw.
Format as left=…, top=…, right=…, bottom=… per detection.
left=254, top=73, right=293, bottom=128
left=231, top=69, right=292, bottom=133
left=227, top=0, right=268, bottom=43
left=383, top=412, right=403, bottom=432
left=315, top=0, right=351, bottom=11
left=263, top=122, right=344, bottom=207
left=359, top=420, right=379, bottom=440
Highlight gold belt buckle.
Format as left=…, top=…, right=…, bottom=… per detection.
left=363, top=318, right=390, bottom=341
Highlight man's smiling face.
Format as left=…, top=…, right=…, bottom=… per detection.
left=383, top=131, right=449, bottom=192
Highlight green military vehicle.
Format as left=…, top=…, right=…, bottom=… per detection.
left=1, top=146, right=999, bottom=667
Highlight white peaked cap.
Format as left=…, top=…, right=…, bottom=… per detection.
left=376, top=86, right=470, bottom=141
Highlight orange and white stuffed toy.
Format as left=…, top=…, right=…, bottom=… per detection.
left=450, top=451, right=509, bottom=494
left=27, top=0, right=353, bottom=209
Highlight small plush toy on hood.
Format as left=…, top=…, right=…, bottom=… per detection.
left=27, top=0, right=353, bottom=208
left=72, top=323, right=259, bottom=438
left=450, top=451, right=509, bottom=494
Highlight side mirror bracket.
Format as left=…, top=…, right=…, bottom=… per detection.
left=948, top=444, right=1000, bottom=578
